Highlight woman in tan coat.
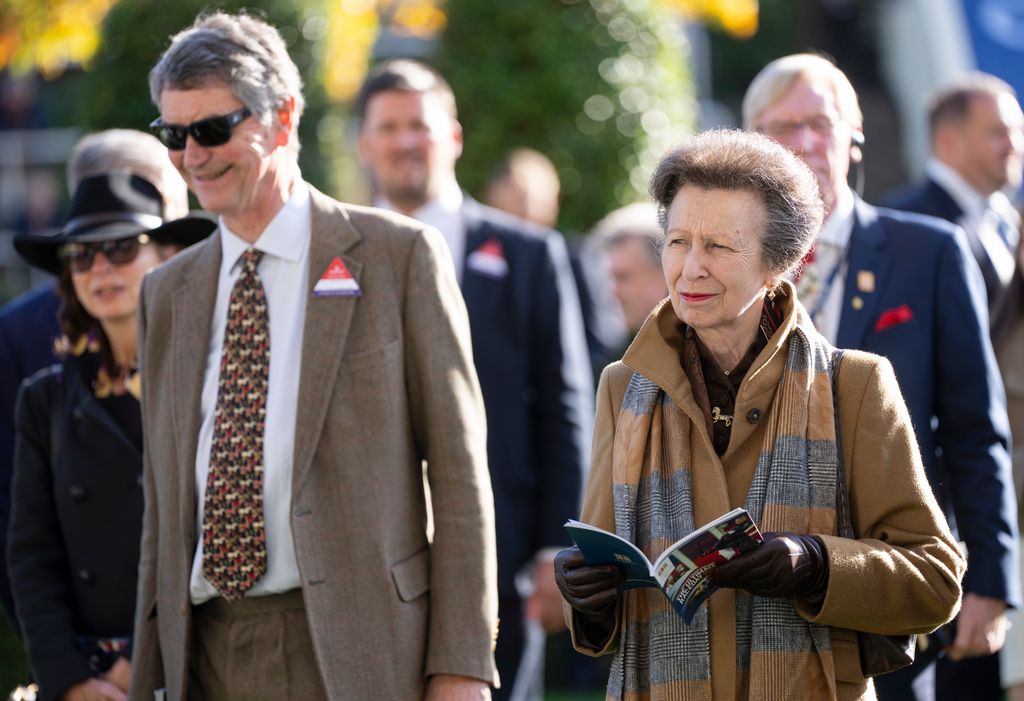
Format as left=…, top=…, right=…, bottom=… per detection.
left=555, top=129, right=964, bottom=700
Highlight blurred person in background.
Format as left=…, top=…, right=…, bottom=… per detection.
left=483, top=147, right=609, bottom=383
left=885, top=73, right=1023, bottom=315
left=555, top=128, right=963, bottom=700
left=745, top=53, right=1019, bottom=701
left=591, top=202, right=667, bottom=341
left=993, top=237, right=1024, bottom=701
left=0, top=130, right=190, bottom=627
left=483, top=147, right=561, bottom=230
left=357, top=60, right=592, bottom=701
left=6, top=135, right=214, bottom=701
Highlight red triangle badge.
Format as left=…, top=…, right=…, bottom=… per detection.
left=313, top=256, right=361, bottom=296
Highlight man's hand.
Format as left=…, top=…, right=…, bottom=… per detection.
left=424, top=674, right=490, bottom=701
left=713, top=532, right=828, bottom=603
left=61, top=678, right=127, bottom=701
left=553, top=547, right=624, bottom=621
left=525, top=553, right=566, bottom=633
left=945, top=592, right=1008, bottom=661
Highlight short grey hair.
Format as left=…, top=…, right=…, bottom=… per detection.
left=592, top=202, right=662, bottom=266
left=67, top=129, right=189, bottom=219
left=649, top=129, right=823, bottom=276
left=149, top=11, right=304, bottom=153
left=742, top=53, right=862, bottom=130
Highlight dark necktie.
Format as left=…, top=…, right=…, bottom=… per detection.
left=202, top=248, right=270, bottom=601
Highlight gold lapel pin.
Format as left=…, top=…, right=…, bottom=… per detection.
left=857, top=270, right=875, bottom=293
left=851, top=296, right=864, bottom=310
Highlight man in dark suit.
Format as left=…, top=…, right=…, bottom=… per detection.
left=884, top=73, right=1023, bottom=314
left=744, top=54, right=1020, bottom=701
left=356, top=60, right=592, bottom=701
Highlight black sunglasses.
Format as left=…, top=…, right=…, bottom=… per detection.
left=149, top=107, right=252, bottom=151
left=59, top=234, right=151, bottom=273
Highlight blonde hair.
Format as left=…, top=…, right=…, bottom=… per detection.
left=742, top=53, right=862, bottom=130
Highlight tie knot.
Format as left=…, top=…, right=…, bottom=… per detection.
left=240, top=248, right=263, bottom=273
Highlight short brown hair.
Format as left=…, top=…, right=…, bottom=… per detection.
left=649, top=129, right=823, bottom=276
left=929, top=72, right=1018, bottom=137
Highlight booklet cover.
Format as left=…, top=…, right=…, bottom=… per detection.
left=565, top=507, right=764, bottom=624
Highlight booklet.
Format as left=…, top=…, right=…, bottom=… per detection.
left=565, top=507, right=763, bottom=624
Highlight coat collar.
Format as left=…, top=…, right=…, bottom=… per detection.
left=621, top=283, right=799, bottom=420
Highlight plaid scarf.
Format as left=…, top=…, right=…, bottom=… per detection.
left=608, top=307, right=839, bottom=700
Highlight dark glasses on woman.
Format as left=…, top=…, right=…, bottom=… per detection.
left=149, top=107, right=252, bottom=151
left=59, top=234, right=151, bottom=273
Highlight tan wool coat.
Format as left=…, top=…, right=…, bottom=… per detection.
left=571, top=297, right=965, bottom=701
left=128, top=186, right=499, bottom=701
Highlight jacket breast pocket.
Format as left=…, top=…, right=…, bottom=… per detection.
left=390, top=547, right=430, bottom=602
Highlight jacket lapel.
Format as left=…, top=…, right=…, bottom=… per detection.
left=291, top=187, right=363, bottom=494
left=171, top=234, right=221, bottom=545
left=836, top=198, right=892, bottom=349
left=459, top=198, right=488, bottom=311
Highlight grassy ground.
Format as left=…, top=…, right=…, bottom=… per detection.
left=0, top=611, right=29, bottom=693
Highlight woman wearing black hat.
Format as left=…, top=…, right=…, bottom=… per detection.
left=6, top=171, right=215, bottom=701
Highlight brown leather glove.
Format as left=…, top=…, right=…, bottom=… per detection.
left=553, top=546, right=625, bottom=628
left=712, top=532, right=829, bottom=608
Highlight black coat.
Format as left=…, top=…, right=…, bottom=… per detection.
left=6, top=355, right=143, bottom=701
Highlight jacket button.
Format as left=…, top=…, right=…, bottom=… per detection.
left=746, top=408, right=763, bottom=424
left=69, top=485, right=87, bottom=500
left=73, top=407, right=84, bottom=421
left=78, top=569, right=93, bottom=584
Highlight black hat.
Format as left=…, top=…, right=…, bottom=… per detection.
left=14, top=171, right=217, bottom=275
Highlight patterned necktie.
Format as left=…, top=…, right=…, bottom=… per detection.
left=202, top=248, right=270, bottom=601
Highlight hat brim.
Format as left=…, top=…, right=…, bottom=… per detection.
left=147, top=212, right=218, bottom=249
left=13, top=212, right=218, bottom=276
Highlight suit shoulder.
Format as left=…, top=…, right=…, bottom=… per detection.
left=835, top=348, right=897, bottom=396
left=0, top=283, right=59, bottom=324
left=143, top=235, right=217, bottom=292
left=881, top=181, right=931, bottom=211
left=341, top=202, right=432, bottom=239
left=872, top=206, right=962, bottom=246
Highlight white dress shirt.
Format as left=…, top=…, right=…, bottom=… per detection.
left=190, top=182, right=311, bottom=604
left=802, top=187, right=855, bottom=344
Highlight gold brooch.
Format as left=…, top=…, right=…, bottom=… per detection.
left=711, top=407, right=733, bottom=426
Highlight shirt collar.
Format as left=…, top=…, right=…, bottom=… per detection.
left=926, top=158, right=987, bottom=222
left=819, top=185, right=855, bottom=248
left=219, top=181, right=311, bottom=271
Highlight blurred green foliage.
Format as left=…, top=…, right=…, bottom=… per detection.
left=44, top=0, right=334, bottom=193
left=434, top=0, right=696, bottom=234
left=0, top=612, right=29, bottom=695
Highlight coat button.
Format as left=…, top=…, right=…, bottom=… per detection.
left=69, top=485, right=87, bottom=500
left=72, top=407, right=84, bottom=421
left=78, top=569, right=93, bottom=584
left=746, top=408, right=763, bottom=424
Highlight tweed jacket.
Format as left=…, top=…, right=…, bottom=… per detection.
left=570, top=297, right=964, bottom=701
left=128, top=185, right=498, bottom=701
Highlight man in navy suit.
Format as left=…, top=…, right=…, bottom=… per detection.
left=744, top=54, right=1020, bottom=701
left=884, top=73, right=1022, bottom=315
left=355, top=60, right=592, bottom=700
